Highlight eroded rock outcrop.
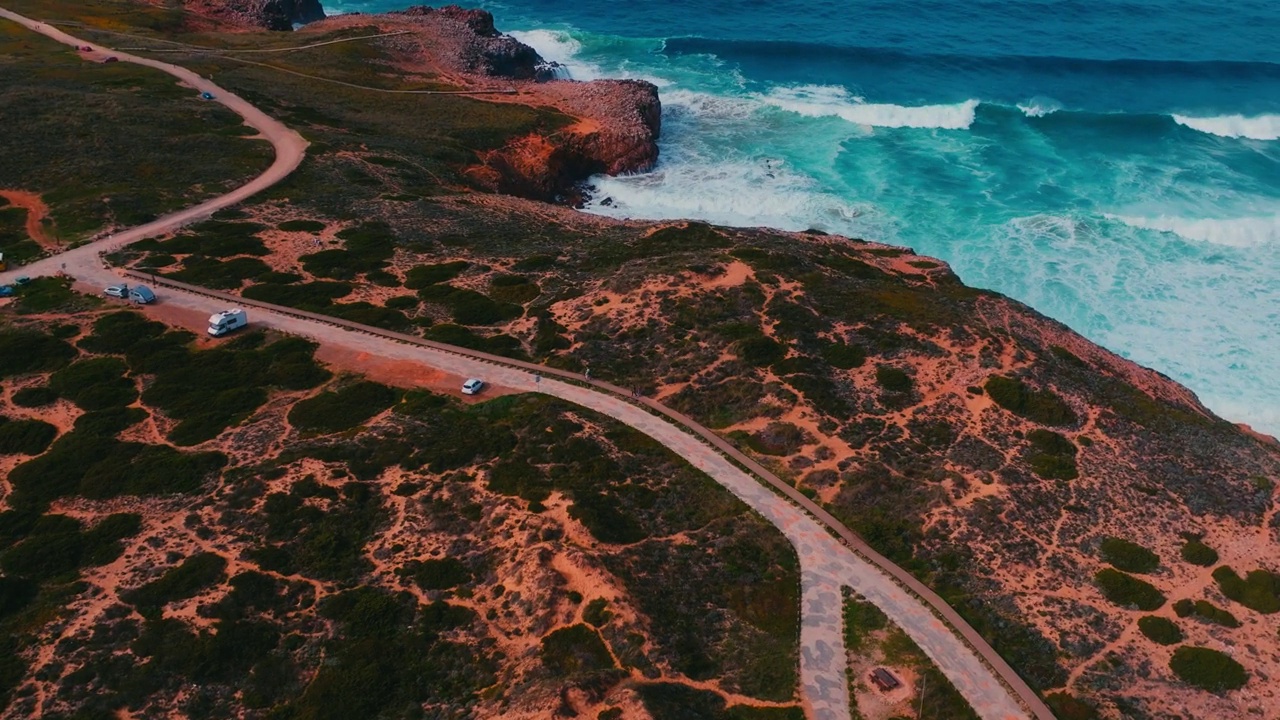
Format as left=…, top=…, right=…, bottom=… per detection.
left=180, top=0, right=325, bottom=30
left=312, top=6, right=662, bottom=203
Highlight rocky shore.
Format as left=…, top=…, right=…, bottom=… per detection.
left=310, top=5, right=662, bottom=204
left=177, top=0, right=326, bottom=30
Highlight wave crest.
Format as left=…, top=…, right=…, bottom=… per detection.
left=1017, top=96, right=1063, bottom=117
left=1109, top=214, right=1279, bottom=247
left=1172, top=113, right=1280, bottom=140
left=758, top=85, right=979, bottom=130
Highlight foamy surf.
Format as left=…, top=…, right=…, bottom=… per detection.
left=1109, top=214, right=1280, bottom=247
left=758, top=85, right=979, bottom=130
left=1171, top=113, right=1280, bottom=141
left=1017, top=96, right=1063, bottom=117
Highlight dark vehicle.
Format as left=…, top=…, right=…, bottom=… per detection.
left=103, top=56, right=118, bottom=63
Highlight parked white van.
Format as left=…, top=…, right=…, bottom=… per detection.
left=208, top=309, right=248, bottom=337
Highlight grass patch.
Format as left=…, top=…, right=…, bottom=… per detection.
left=1100, top=537, right=1159, bottom=574
left=1094, top=569, right=1165, bottom=610
left=1169, top=646, right=1247, bottom=692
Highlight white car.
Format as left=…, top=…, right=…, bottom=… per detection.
left=461, top=378, right=485, bottom=395
left=104, top=284, right=128, bottom=299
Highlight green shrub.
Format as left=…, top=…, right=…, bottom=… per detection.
left=1169, top=646, right=1248, bottom=692
left=540, top=624, right=616, bottom=677
left=821, top=341, right=866, bottom=369
left=242, top=280, right=353, bottom=311
left=0, top=418, right=58, bottom=455
left=167, top=255, right=272, bottom=289
left=288, top=381, right=400, bottom=433
left=1137, top=616, right=1182, bottom=645
left=488, top=274, right=540, bottom=304
left=1100, top=537, right=1159, bottom=574
left=984, top=375, right=1076, bottom=426
left=736, top=336, right=785, bottom=367
left=278, top=219, right=326, bottom=232
left=1094, top=568, right=1165, bottom=610
left=583, top=598, right=612, bottom=627
left=1212, top=566, right=1280, bottom=614
left=405, top=558, right=470, bottom=590
left=1181, top=539, right=1219, bottom=567
left=0, top=329, right=76, bottom=377
left=161, top=223, right=268, bottom=257
left=77, top=311, right=168, bottom=355
left=1045, top=693, right=1098, bottom=720
left=123, top=552, right=228, bottom=616
left=1026, top=429, right=1079, bottom=480
left=637, top=683, right=728, bottom=720
left=405, top=261, right=471, bottom=288
left=1173, top=599, right=1194, bottom=617
left=842, top=589, right=888, bottom=653
left=1190, top=600, right=1240, bottom=628
left=418, top=285, right=521, bottom=325
left=875, top=365, right=913, bottom=392
left=48, top=357, right=137, bottom=410
left=11, top=386, right=57, bottom=407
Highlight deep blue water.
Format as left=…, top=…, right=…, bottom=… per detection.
left=329, top=0, right=1280, bottom=434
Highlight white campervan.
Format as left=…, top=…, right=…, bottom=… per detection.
left=208, top=309, right=248, bottom=337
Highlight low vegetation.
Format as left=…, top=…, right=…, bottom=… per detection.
left=1180, top=537, right=1219, bottom=567
left=1211, top=566, right=1280, bottom=614
left=984, top=375, right=1076, bottom=426
left=1099, top=537, right=1160, bottom=574
left=1168, top=646, right=1248, bottom=692
left=1094, top=569, right=1166, bottom=611
left=1136, top=615, right=1182, bottom=645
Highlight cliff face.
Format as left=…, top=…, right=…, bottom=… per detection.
left=181, top=0, right=325, bottom=30
left=308, top=6, right=662, bottom=203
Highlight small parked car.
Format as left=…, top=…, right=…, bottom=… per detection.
left=103, top=56, right=118, bottom=63
left=104, top=284, right=128, bottom=299
left=200, top=91, right=216, bottom=100
left=129, top=285, right=156, bottom=304
left=461, top=378, right=485, bottom=395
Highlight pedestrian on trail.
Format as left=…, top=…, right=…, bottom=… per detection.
left=584, top=368, right=590, bottom=381
left=535, top=373, right=541, bottom=385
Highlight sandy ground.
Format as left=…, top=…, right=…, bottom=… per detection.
left=0, top=189, right=58, bottom=249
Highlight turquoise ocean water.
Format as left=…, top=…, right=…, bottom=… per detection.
left=329, top=0, right=1280, bottom=434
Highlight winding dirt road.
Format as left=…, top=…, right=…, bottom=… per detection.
left=0, top=9, right=1052, bottom=720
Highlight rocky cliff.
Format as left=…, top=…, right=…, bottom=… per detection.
left=310, top=6, right=662, bottom=203
left=180, top=0, right=325, bottom=30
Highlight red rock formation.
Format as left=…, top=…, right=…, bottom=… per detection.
left=312, top=7, right=662, bottom=204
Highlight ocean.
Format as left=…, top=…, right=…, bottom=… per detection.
left=328, top=0, right=1280, bottom=435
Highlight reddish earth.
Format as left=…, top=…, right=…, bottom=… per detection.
left=0, top=190, right=57, bottom=249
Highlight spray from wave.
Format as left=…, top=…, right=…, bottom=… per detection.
left=1017, top=96, right=1063, bottom=117
left=1108, top=214, right=1280, bottom=247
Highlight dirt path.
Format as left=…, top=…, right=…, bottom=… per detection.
left=0, top=9, right=1049, bottom=720
left=0, top=190, right=57, bottom=248
left=0, top=7, right=308, bottom=283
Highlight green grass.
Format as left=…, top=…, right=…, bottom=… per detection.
left=1137, top=616, right=1182, bottom=645
left=842, top=588, right=887, bottom=653
left=0, top=21, right=271, bottom=241
left=0, top=206, right=42, bottom=265
left=1100, top=537, right=1159, bottom=574
left=1094, top=569, right=1165, bottom=611
left=1169, top=646, right=1248, bottom=692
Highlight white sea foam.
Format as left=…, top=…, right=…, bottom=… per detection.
left=1172, top=113, right=1280, bottom=141
left=757, top=85, right=979, bottom=130
left=1109, top=214, right=1280, bottom=247
left=509, top=29, right=604, bottom=80
left=1017, top=96, right=1063, bottom=118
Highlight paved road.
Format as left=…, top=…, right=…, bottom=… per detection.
left=0, top=9, right=1051, bottom=720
